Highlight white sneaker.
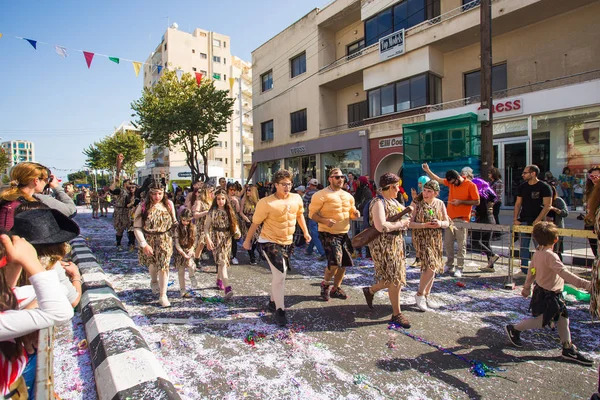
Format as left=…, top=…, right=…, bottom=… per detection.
left=231, top=257, right=239, bottom=265
left=415, top=294, right=429, bottom=312
left=158, top=295, right=171, bottom=307
left=444, top=265, right=455, bottom=274
left=425, top=296, right=442, bottom=309
left=453, top=269, right=463, bottom=278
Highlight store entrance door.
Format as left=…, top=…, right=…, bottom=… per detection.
left=494, top=139, right=530, bottom=207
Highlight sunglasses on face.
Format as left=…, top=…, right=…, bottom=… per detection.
left=330, top=176, right=344, bottom=180
left=590, top=174, right=600, bottom=180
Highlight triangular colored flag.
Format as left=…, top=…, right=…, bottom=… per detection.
left=109, top=57, right=120, bottom=64
left=54, top=45, right=68, bottom=58
left=176, top=69, right=183, bottom=81
left=157, top=65, right=163, bottom=74
left=229, top=77, right=235, bottom=91
left=195, top=72, right=203, bottom=86
left=24, top=38, right=37, bottom=49
left=83, top=51, right=94, bottom=68
left=132, top=62, right=142, bottom=77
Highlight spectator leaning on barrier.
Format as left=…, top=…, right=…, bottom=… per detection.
left=0, top=234, right=74, bottom=399
left=422, top=163, right=480, bottom=278
left=513, top=164, right=552, bottom=273
left=0, top=162, right=77, bottom=231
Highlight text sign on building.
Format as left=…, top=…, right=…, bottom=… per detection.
left=290, top=146, right=306, bottom=155
left=478, top=98, right=523, bottom=118
left=379, top=29, right=405, bottom=61
left=178, top=172, right=192, bottom=178
left=379, top=136, right=403, bottom=149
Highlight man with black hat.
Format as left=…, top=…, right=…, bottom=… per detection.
left=422, top=163, right=480, bottom=278
left=309, top=168, right=360, bottom=301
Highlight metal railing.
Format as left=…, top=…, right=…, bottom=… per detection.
left=319, top=69, right=600, bottom=135
left=34, top=327, right=55, bottom=399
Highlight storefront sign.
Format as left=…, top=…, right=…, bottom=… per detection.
left=479, top=98, right=523, bottom=117
left=290, top=146, right=306, bottom=155
left=379, top=136, right=403, bottom=149
left=379, top=30, right=405, bottom=61
left=177, top=172, right=192, bottom=178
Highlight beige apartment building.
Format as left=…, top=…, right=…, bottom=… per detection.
left=141, top=24, right=253, bottom=186
left=2, top=140, right=35, bottom=176
left=252, top=0, right=600, bottom=207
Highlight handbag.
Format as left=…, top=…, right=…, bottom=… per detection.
left=351, top=206, right=412, bottom=248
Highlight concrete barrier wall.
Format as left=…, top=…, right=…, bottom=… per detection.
left=70, top=237, right=181, bottom=400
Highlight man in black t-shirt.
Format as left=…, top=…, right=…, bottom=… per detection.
left=513, top=165, right=552, bottom=270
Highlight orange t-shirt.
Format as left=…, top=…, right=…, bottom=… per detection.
left=443, top=178, right=480, bottom=220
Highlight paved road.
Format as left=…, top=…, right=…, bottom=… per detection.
left=74, top=207, right=599, bottom=400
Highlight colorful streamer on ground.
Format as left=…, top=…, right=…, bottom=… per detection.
left=388, top=323, right=505, bottom=377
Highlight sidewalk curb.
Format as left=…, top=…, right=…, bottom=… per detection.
left=70, top=237, right=181, bottom=400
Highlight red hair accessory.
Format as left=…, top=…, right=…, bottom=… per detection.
left=0, top=256, right=7, bottom=268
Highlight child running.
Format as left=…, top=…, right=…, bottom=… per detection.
left=204, top=188, right=240, bottom=299
left=174, top=208, right=198, bottom=298
left=505, top=221, right=593, bottom=366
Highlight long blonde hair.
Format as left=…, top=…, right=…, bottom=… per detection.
left=243, top=186, right=259, bottom=207
left=197, top=187, right=212, bottom=208
left=0, top=162, right=48, bottom=202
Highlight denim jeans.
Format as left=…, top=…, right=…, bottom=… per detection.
left=306, top=219, right=325, bottom=256
left=519, top=222, right=537, bottom=267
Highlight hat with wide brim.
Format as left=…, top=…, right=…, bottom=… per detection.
left=10, top=208, right=80, bottom=245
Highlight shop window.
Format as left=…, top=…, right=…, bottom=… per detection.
left=464, top=63, right=508, bottom=99
left=365, top=0, right=440, bottom=46
left=321, top=149, right=362, bottom=182
left=347, top=101, right=368, bottom=126
left=261, top=120, right=274, bottom=142
left=290, top=52, right=306, bottom=78
left=368, top=72, right=441, bottom=117
left=346, top=39, right=365, bottom=59
left=290, top=109, right=307, bottom=134
left=261, top=70, right=273, bottom=92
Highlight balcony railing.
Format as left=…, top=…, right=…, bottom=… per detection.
left=319, top=0, right=483, bottom=75
left=319, top=68, right=600, bottom=135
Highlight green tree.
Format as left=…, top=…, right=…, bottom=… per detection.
left=68, top=171, right=88, bottom=184
left=131, top=70, right=234, bottom=181
left=0, top=147, right=11, bottom=174
left=99, top=130, right=145, bottom=179
left=83, top=130, right=145, bottom=180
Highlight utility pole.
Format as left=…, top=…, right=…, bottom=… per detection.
left=239, top=77, right=244, bottom=185
left=480, top=0, right=493, bottom=180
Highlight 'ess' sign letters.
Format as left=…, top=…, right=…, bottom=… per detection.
left=379, top=30, right=405, bottom=61
left=479, top=98, right=523, bottom=118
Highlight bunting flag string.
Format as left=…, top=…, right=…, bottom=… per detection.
left=83, top=51, right=94, bottom=69
left=1, top=32, right=169, bottom=78
left=54, top=45, right=68, bottom=58
left=132, top=61, right=142, bottom=78
left=24, top=38, right=37, bottom=49
left=176, top=69, right=183, bottom=81
left=195, top=72, right=203, bottom=86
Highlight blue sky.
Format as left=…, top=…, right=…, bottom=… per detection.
left=0, top=0, right=320, bottom=180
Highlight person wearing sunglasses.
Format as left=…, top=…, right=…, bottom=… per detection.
left=513, top=165, right=552, bottom=273
left=309, top=168, right=360, bottom=301
left=422, top=163, right=479, bottom=278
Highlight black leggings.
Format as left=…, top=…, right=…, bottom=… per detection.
left=492, top=201, right=502, bottom=227
left=231, top=239, right=238, bottom=259
left=472, top=230, right=494, bottom=258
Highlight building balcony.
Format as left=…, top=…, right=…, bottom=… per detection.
left=320, top=68, right=600, bottom=137
left=242, top=88, right=252, bottom=98
left=318, top=0, right=593, bottom=89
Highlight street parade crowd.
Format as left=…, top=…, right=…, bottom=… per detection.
left=1, top=158, right=600, bottom=398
